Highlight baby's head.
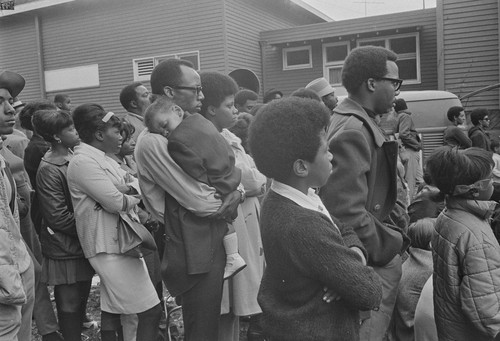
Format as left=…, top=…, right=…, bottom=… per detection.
left=427, top=146, right=494, bottom=200
left=144, top=96, right=184, bottom=137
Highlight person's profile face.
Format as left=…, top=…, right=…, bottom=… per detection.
left=373, top=60, right=400, bottom=115
left=60, top=98, right=72, bottom=111
left=0, top=88, right=16, bottom=135
left=305, top=130, right=333, bottom=188
left=212, top=95, right=238, bottom=131
left=151, top=105, right=183, bottom=137
left=322, top=92, right=337, bottom=111
left=171, top=65, right=204, bottom=114
left=456, top=111, right=466, bottom=125
left=57, top=124, right=80, bottom=149
left=239, top=99, right=258, bottom=114
left=134, top=85, right=151, bottom=115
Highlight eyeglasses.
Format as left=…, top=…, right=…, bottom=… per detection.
left=483, top=117, right=490, bottom=121
left=171, top=85, right=203, bottom=94
left=377, top=77, right=403, bottom=91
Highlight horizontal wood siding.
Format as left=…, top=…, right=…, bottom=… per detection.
left=0, top=13, right=42, bottom=102
left=262, top=9, right=438, bottom=96
left=442, top=0, right=499, bottom=109
left=2, top=0, right=226, bottom=114
left=224, top=0, right=321, bottom=95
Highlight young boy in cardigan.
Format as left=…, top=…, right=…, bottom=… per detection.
left=144, top=96, right=246, bottom=279
left=248, top=97, right=382, bottom=341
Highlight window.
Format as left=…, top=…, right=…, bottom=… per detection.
left=322, top=42, right=350, bottom=86
left=283, top=46, right=312, bottom=70
left=133, top=51, right=200, bottom=82
left=357, top=33, right=420, bottom=84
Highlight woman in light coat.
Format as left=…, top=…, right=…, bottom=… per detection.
left=68, top=104, right=161, bottom=341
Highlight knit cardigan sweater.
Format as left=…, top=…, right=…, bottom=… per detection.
left=258, top=190, right=382, bottom=341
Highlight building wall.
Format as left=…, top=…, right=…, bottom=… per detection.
left=440, top=0, right=499, bottom=110
left=223, top=0, right=321, bottom=93
left=261, top=9, right=438, bottom=96
left=0, top=13, right=42, bottom=102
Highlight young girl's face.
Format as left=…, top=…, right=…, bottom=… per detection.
left=475, top=175, right=494, bottom=200
left=119, top=134, right=135, bottom=157
left=306, top=130, right=333, bottom=188
left=56, top=124, right=80, bottom=149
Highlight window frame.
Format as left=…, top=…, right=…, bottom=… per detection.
left=322, top=42, right=350, bottom=86
left=282, top=45, right=312, bottom=70
left=357, top=32, right=421, bottom=85
left=133, top=51, right=200, bottom=82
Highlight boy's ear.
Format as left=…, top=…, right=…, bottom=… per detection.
left=173, top=105, right=184, bottom=117
left=292, top=159, right=309, bottom=178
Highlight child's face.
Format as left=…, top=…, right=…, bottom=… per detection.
left=475, top=175, right=494, bottom=200
left=151, top=105, right=184, bottom=137
left=306, top=130, right=333, bottom=188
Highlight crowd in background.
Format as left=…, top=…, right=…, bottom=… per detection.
left=2, top=44, right=500, bottom=341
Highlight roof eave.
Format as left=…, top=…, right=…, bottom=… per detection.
left=0, top=0, right=76, bottom=17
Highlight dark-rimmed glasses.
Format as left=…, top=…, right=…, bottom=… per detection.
left=377, top=77, right=403, bottom=91
left=171, top=85, right=203, bottom=94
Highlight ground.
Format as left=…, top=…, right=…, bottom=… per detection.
left=31, top=277, right=250, bottom=340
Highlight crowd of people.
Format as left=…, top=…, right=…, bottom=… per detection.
left=2, top=44, right=500, bottom=341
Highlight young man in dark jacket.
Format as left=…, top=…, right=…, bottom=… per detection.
left=468, top=108, right=491, bottom=151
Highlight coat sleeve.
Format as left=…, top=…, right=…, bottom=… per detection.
left=69, top=157, right=139, bottom=214
left=460, top=235, right=500, bottom=338
left=36, top=165, right=77, bottom=236
left=136, top=133, right=221, bottom=216
left=234, top=148, right=266, bottom=197
left=455, top=128, right=472, bottom=148
left=288, top=214, right=382, bottom=310
left=397, top=114, right=421, bottom=150
left=323, top=127, right=382, bottom=263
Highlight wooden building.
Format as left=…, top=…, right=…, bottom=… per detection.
left=0, top=0, right=327, bottom=113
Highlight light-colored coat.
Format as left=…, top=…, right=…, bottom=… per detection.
left=67, top=143, right=140, bottom=258
left=432, top=198, right=500, bottom=340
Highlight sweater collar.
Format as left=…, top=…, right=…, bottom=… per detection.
left=271, top=180, right=339, bottom=232
left=42, top=148, right=73, bottom=166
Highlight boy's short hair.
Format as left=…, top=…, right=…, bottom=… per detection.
left=54, top=93, right=70, bottom=104
left=32, top=109, right=73, bottom=143
left=234, top=89, right=258, bottom=107
left=446, top=106, right=464, bottom=122
left=470, top=108, right=489, bottom=126
left=341, top=46, right=398, bottom=94
left=249, top=97, right=330, bottom=182
left=426, top=146, right=494, bottom=196
left=144, top=96, right=176, bottom=133
left=199, top=72, right=239, bottom=118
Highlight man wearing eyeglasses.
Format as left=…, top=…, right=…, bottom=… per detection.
left=468, top=108, right=491, bottom=151
left=321, top=46, right=410, bottom=341
left=136, top=59, right=242, bottom=340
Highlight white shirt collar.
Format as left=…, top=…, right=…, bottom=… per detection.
left=270, top=180, right=339, bottom=233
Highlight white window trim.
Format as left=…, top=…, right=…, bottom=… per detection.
left=357, top=32, right=421, bottom=85
left=133, top=51, right=200, bottom=82
left=322, top=42, right=350, bottom=86
left=282, top=45, right=312, bottom=70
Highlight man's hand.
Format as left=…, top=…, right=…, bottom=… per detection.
left=209, top=190, right=240, bottom=220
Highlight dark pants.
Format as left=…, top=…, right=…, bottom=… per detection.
left=179, top=245, right=225, bottom=341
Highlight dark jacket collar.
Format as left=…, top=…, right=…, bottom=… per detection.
left=334, top=97, right=387, bottom=147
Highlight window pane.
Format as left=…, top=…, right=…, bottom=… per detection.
left=359, top=40, right=385, bottom=47
left=397, top=59, right=417, bottom=80
left=326, top=45, right=348, bottom=63
left=287, top=49, right=310, bottom=66
left=390, top=36, right=416, bottom=54
left=328, top=67, right=343, bottom=84
left=180, top=54, right=199, bottom=70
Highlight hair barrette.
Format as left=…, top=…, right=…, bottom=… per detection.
left=102, top=112, right=114, bottom=123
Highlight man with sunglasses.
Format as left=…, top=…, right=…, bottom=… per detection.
left=468, top=108, right=491, bottom=151
left=322, top=46, right=410, bottom=341
left=136, top=59, right=242, bottom=340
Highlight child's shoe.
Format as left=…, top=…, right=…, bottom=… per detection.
left=224, top=253, right=246, bottom=280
